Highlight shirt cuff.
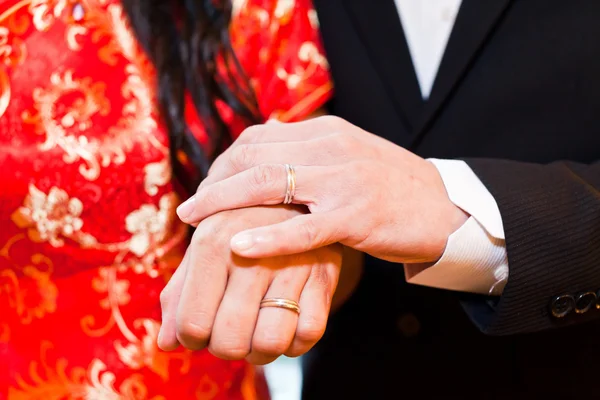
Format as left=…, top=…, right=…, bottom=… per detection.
left=404, top=159, right=509, bottom=295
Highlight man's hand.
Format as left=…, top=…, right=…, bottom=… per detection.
left=158, top=206, right=342, bottom=365
left=176, top=116, right=468, bottom=264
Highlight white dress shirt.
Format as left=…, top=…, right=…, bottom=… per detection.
left=394, top=0, right=509, bottom=295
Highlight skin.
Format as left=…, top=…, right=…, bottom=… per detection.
left=178, top=116, right=468, bottom=263
left=159, top=112, right=363, bottom=363
left=158, top=205, right=347, bottom=365
left=161, top=116, right=466, bottom=361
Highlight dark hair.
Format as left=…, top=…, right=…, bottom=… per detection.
left=121, top=0, right=260, bottom=193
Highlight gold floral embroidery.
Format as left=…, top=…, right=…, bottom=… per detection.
left=276, top=42, right=328, bottom=90
left=9, top=184, right=183, bottom=268
left=84, top=268, right=192, bottom=381
left=273, top=0, right=295, bottom=23
left=0, top=251, right=57, bottom=324
left=240, top=366, right=259, bottom=400
left=82, top=267, right=129, bottom=338
left=195, top=375, right=220, bottom=400
left=119, top=216, right=188, bottom=280
left=115, top=319, right=192, bottom=381
left=9, top=342, right=165, bottom=400
left=126, top=193, right=178, bottom=258
left=88, top=3, right=167, bottom=160
left=11, top=184, right=96, bottom=247
left=0, top=8, right=30, bottom=117
left=29, top=0, right=79, bottom=31
left=93, top=267, right=131, bottom=310
left=108, top=62, right=164, bottom=154
left=307, top=9, right=319, bottom=29
left=21, top=69, right=112, bottom=180
left=144, top=160, right=171, bottom=197
left=298, top=42, right=328, bottom=69
left=0, top=64, right=11, bottom=118
left=21, top=4, right=167, bottom=181
left=28, top=0, right=101, bottom=49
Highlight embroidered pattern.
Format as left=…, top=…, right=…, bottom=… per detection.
left=0, top=0, right=331, bottom=397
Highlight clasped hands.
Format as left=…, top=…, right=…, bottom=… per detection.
left=158, top=116, right=467, bottom=364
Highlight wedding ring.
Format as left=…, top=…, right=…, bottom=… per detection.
left=283, top=164, right=296, bottom=205
left=260, top=298, right=300, bottom=314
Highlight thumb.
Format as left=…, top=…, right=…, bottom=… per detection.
left=229, top=212, right=345, bottom=258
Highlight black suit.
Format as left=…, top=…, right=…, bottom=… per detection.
left=304, top=0, right=600, bottom=398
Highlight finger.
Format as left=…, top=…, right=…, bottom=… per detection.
left=246, top=260, right=309, bottom=365
left=206, top=116, right=336, bottom=180
left=175, top=235, right=229, bottom=350
left=285, top=247, right=341, bottom=357
left=178, top=164, right=324, bottom=224
left=237, top=117, right=333, bottom=145
left=230, top=212, right=348, bottom=258
left=201, top=132, right=345, bottom=190
left=157, top=247, right=190, bottom=351
left=208, top=260, right=271, bottom=360
left=201, top=141, right=306, bottom=189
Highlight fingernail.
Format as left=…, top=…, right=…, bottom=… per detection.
left=176, top=195, right=196, bottom=220
left=231, top=233, right=255, bottom=252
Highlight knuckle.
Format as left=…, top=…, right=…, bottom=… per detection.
left=190, top=225, right=208, bottom=246
left=284, top=349, right=304, bottom=358
left=320, top=115, right=345, bottom=130
left=207, top=152, right=226, bottom=176
left=230, top=144, right=255, bottom=171
left=339, top=132, right=362, bottom=154
left=191, top=215, right=228, bottom=246
left=196, top=185, right=222, bottom=208
left=239, top=124, right=265, bottom=144
left=176, top=318, right=211, bottom=349
left=299, top=218, right=320, bottom=247
left=159, top=288, right=171, bottom=308
left=296, top=317, right=326, bottom=344
left=334, top=134, right=352, bottom=154
left=209, top=339, right=250, bottom=361
left=250, top=165, right=279, bottom=189
left=309, top=264, right=330, bottom=289
left=252, top=333, right=290, bottom=357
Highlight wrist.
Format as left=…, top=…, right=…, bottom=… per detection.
left=427, top=161, right=470, bottom=262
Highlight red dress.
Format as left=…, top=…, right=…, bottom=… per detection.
left=0, top=0, right=331, bottom=398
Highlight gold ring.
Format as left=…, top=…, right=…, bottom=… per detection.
left=283, top=164, right=296, bottom=205
left=260, top=298, right=300, bottom=314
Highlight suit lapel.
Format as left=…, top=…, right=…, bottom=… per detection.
left=344, top=0, right=424, bottom=132
left=410, top=0, right=514, bottom=147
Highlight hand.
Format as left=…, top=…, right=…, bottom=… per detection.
left=158, top=206, right=342, bottom=365
left=176, top=116, right=468, bottom=263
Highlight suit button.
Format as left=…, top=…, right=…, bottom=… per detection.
left=397, top=313, right=421, bottom=337
left=575, top=292, right=596, bottom=314
left=551, top=295, right=575, bottom=318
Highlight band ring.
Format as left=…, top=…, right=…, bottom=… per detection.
left=283, top=164, right=296, bottom=205
left=260, top=298, right=300, bottom=314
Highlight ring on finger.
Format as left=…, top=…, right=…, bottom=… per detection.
left=260, top=298, right=300, bottom=314
left=283, top=164, right=296, bottom=205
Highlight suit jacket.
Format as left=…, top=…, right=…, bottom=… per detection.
left=304, top=0, right=600, bottom=398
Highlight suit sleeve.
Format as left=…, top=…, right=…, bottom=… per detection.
left=461, top=158, right=600, bottom=335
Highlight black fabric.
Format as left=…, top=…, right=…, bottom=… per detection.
left=304, top=0, right=600, bottom=398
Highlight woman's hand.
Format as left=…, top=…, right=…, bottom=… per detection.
left=158, top=206, right=342, bottom=365
left=176, top=116, right=468, bottom=264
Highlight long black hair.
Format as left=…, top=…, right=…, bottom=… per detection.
left=121, top=0, right=260, bottom=193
